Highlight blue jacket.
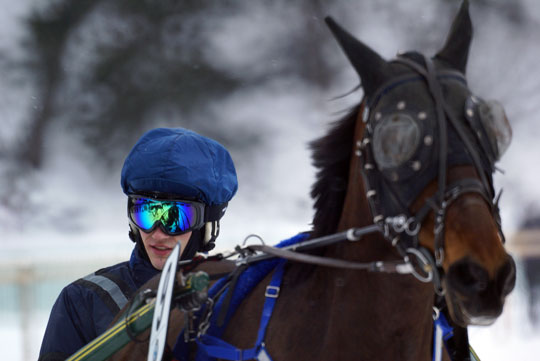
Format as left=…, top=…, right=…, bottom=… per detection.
left=38, top=245, right=159, bottom=361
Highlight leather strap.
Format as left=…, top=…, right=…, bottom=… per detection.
left=247, top=245, right=413, bottom=274
left=194, top=261, right=286, bottom=361
left=217, top=265, right=248, bottom=327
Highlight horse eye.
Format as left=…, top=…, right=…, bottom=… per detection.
left=372, top=113, right=421, bottom=169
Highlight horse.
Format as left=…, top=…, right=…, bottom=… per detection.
left=111, top=1, right=516, bottom=360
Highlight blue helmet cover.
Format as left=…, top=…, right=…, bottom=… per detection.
left=121, top=128, right=238, bottom=205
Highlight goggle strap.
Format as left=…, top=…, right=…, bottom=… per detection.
left=204, top=202, right=228, bottom=222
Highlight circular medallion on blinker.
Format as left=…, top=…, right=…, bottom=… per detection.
left=372, top=113, right=421, bottom=169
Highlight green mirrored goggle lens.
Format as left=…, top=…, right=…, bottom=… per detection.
left=129, top=196, right=204, bottom=235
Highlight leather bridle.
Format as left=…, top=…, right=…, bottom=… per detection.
left=188, top=55, right=505, bottom=295
left=357, top=54, right=504, bottom=292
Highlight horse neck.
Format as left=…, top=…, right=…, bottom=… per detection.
left=313, top=108, right=436, bottom=357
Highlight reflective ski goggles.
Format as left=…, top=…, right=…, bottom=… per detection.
left=128, top=195, right=205, bottom=236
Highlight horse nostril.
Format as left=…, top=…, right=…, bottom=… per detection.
left=448, top=259, right=489, bottom=295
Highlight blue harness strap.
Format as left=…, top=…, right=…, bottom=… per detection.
left=194, top=260, right=286, bottom=361
left=433, top=311, right=454, bottom=361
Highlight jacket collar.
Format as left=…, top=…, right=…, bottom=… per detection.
left=129, top=243, right=160, bottom=288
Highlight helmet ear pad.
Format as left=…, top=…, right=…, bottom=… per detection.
left=202, top=221, right=219, bottom=252
left=180, top=221, right=219, bottom=259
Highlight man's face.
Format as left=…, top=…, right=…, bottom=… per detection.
left=140, top=227, right=192, bottom=270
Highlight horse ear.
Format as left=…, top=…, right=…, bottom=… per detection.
left=435, top=0, right=472, bottom=73
left=325, top=16, right=390, bottom=97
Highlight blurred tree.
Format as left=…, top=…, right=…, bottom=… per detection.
left=19, top=0, right=338, bottom=169
left=21, top=0, right=99, bottom=168
left=2, top=0, right=536, bottom=234
left=14, top=0, right=535, bottom=171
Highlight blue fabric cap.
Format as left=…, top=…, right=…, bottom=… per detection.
left=121, top=128, right=238, bottom=205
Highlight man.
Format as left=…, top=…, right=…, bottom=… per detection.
left=39, top=128, right=238, bottom=360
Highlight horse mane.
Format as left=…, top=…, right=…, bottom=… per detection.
left=309, top=102, right=362, bottom=239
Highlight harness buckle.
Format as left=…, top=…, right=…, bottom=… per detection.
left=385, top=215, right=421, bottom=237
left=435, top=248, right=445, bottom=267
left=265, top=285, right=280, bottom=298
left=197, top=298, right=214, bottom=338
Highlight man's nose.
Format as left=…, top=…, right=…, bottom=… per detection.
left=151, top=226, right=169, bottom=239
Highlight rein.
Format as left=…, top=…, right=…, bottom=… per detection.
left=187, top=225, right=440, bottom=286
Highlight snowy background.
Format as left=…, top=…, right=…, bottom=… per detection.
left=1, top=0, right=540, bottom=360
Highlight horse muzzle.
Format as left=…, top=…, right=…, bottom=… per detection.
left=444, top=254, right=516, bottom=326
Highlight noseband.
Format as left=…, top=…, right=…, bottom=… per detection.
left=357, top=54, right=504, bottom=293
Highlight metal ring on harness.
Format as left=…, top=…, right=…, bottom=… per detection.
left=405, top=218, right=421, bottom=236
left=405, top=248, right=434, bottom=283
left=242, top=234, right=266, bottom=246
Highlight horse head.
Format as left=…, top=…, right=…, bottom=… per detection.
left=326, top=0, right=515, bottom=327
